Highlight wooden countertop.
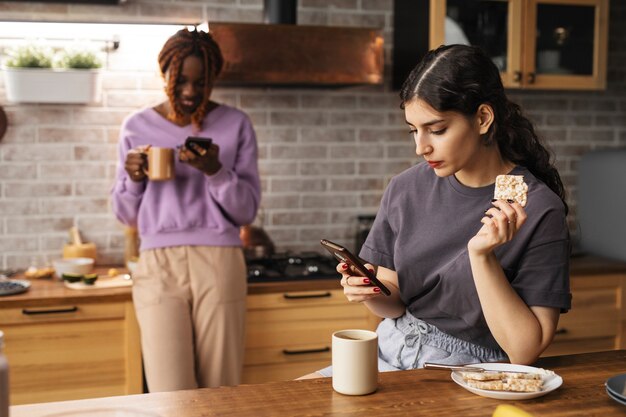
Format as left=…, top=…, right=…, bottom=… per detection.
left=11, top=350, right=626, bottom=417
left=0, top=266, right=343, bottom=308
left=2, top=255, right=623, bottom=308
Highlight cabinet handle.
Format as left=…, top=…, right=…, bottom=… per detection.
left=513, top=71, right=522, bottom=82
left=282, top=347, right=330, bottom=355
left=528, top=72, right=536, bottom=84
left=283, top=291, right=331, bottom=299
left=22, top=306, right=79, bottom=315
left=555, top=328, right=568, bottom=335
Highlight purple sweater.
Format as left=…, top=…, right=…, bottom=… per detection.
left=111, top=105, right=261, bottom=251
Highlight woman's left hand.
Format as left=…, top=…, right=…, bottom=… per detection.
left=179, top=142, right=222, bottom=176
left=468, top=200, right=527, bottom=256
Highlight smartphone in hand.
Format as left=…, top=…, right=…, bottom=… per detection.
left=320, top=239, right=391, bottom=296
left=184, top=136, right=213, bottom=156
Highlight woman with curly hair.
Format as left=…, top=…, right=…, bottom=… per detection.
left=111, top=27, right=260, bottom=391
left=306, top=44, right=570, bottom=378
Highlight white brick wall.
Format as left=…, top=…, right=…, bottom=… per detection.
left=0, top=0, right=624, bottom=268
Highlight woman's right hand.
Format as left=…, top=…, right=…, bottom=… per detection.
left=125, top=148, right=148, bottom=182
left=337, top=262, right=383, bottom=303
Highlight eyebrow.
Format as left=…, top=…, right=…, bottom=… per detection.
left=405, top=118, right=445, bottom=128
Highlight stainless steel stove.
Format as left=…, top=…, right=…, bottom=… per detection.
left=246, top=252, right=339, bottom=282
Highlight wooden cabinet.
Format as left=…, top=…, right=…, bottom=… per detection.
left=242, top=288, right=379, bottom=383
left=542, top=272, right=626, bottom=357
left=0, top=300, right=142, bottom=405
left=393, top=0, right=609, bottom=90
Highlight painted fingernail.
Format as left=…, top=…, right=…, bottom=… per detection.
left=341, top=263, right=349, bottom=270
left=368, top=268, right=375, bottom=274
left=363, top=278, right=371, bottom=284
left=373, top=287, right=381, bottom=293
left=507, top=199, right=515, bottom=203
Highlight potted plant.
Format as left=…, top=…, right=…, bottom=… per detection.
left=2, top=45, right=103, bottom=104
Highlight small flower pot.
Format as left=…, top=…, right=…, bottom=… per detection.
left=2, top=67, right=102, bottom=104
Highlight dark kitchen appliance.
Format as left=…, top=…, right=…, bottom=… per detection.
left=264, top=0, right=297, bottom=24
left=355, top=214, right=375, bottom=255
left=577, top=149, right=626, bottom=262
left=246, top=252, right=340, bottom=283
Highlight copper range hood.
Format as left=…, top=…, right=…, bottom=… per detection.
left=209, top=22, right=384, bottom=87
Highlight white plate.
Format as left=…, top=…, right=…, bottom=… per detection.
left=451, top=363, right=563, bottom=400
left=607, top=388, right=626, bottom=406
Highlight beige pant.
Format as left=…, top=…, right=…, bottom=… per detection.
left=132, top=246, right=247, bottom=392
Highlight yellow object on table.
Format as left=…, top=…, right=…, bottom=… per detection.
left=493, top=405, right=535, bottom=417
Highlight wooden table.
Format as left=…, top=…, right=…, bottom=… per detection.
left=11, top=350, right=626, bottom=417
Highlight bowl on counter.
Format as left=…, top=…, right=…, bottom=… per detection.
left=126, top=259, right=139, bottom=275
left=52, top=257, right=94, bottom=279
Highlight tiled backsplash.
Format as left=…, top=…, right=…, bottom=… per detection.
left=0, top=0, right=624, bottom=268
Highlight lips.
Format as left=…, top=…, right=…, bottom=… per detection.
left=427, top=161, right=443, bottom=169
left=178, top=97, right=200, bottom=112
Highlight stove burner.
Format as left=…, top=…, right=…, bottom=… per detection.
left=246, top=252, right=339, bottom=282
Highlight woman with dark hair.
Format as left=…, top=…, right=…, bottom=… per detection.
left=307, top=44, right=570, bottom=378
left=111, top=28, right=261, bottom=391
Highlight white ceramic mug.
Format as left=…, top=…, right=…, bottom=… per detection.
left=332, top=329, right=378, bottom=395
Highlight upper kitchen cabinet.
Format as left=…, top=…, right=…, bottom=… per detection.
left=393, top=0, right=609, bottom=90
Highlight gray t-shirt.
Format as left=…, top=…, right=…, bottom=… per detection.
left=360, top=163, right=571, bottom=351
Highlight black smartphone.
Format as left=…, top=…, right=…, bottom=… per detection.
left=320, top=239, right=391, bottom=296
left=184, top=136, right=213, bottom=156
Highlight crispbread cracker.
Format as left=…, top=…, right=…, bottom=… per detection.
left=503, top=378, right=543, bottom=392
left=459, top=371, right=542, bottom=381
left=494, top=175, right=528, bottom=207
left=466, top=379, right=505, bottom=391
left=461, top=370, right=545, bottom=393
left=459, top=371, right=505, bottom=381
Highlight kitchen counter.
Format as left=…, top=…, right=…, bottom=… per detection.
left=0, top=266, right=343, bottom=308
left=11, top=350, right=626, bottom=417
left=2, top=255, right=625, bottom=307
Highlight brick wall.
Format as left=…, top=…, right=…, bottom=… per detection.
left=0, top=0, right=624, bottom=268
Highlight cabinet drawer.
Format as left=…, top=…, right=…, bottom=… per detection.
left=246, top=315, right=371, bottom=350
left=543, top=337, right=616, bottom=357
left=0, top=302, right=125, bottom=325
left=245, top=344, right=332, bottom=366
left=247, top=289, right=349, bottom=310
left=570, top=287, right=619, bottom=310
left=242, top=359, right=330, bottom=384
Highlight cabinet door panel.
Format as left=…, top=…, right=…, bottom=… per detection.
left=5, top=319, right=128, bottom=404
left=431, top=0, right=524, bottom=87
left=524, top=0, right=609, bottom=89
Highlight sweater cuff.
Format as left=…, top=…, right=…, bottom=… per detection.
left=125, top=177, right=146, bottom=196
left=204, top=166, right=229, bottom=187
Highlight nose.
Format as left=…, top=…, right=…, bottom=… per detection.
left=413, top=132, right=433, bottom=157
left=180, top=82, right=199, bottom=97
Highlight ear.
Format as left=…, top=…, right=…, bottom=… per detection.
left=476, top=104, right=495, bottom=135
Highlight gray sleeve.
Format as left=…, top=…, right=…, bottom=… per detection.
left=359, top=183, right=396, bottom=270
left=511, top=209, right=572, bottom=312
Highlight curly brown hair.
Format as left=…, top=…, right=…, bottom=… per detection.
left=158, top=28, right=224, bottom=130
